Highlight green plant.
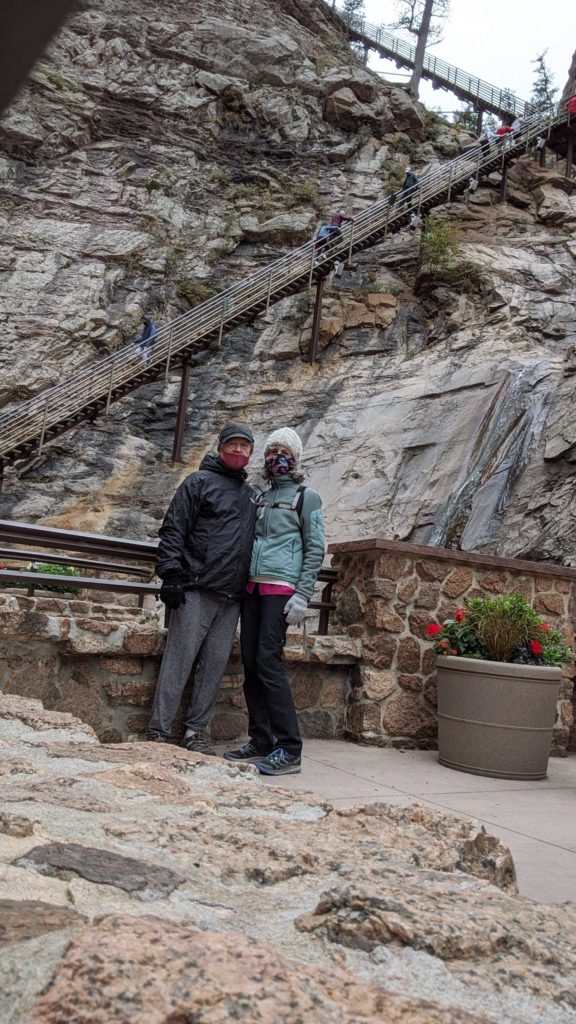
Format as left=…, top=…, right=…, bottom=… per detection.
left=213, top=167, right=231, bottom=186
left=177, top=279, right=216, bottom=306
left=420, top=213, right=459, bottom=272
left=397, top=137, right=419, bottom=160
left=291, top=179, right=319, bottom=207
left=20, top=562, right=81, bottom=593
left=426, top=595, right=573, bottom=667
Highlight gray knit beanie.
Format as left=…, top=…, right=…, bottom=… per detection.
left=264, top=427, right=303, bottom=466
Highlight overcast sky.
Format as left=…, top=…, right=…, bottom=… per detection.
left=361, top=0, right=574, bottom=115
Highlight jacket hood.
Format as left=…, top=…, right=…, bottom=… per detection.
left=200, top=451, right=248, bottom=479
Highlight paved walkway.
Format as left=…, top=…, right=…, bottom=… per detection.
left=257, top=741, right=576, bottom=905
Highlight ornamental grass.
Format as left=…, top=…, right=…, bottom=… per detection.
left=426, top=593, right=573, bottom=668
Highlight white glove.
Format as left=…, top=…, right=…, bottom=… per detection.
left=284, top=593, right=308, bottom=625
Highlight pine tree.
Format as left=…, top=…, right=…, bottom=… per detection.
left=392, top=0, right=451, bottom=97
left=530, top=51, right=558, bottom=114
left=342, top=0, right=367, bottom=60
left=342, top=0, right=365, bottom=30
left=453, top=103, right=477, bottom=133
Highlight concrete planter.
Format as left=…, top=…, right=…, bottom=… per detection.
left=436, top=655, right=562, bottom=780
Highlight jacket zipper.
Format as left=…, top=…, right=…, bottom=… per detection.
left=252, top=482, right=277, bottom=576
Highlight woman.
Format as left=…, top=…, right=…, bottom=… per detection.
left=224, top=427, right=325, bottom=776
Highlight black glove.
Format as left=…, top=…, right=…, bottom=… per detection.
left=159, top=571, right=187, bottom=610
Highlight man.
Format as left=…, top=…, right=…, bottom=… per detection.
left=314, top=208, right=354, bottom=266
left=479, top=128, right=495, bottom=157
left=147, top=423, right=257, bottom=752
left=135, top=316, right=157, bottom=367
left=400, top=167, right=418, bottom=208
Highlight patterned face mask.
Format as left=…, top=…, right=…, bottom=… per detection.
left=265, top=451, right=295, bottom=475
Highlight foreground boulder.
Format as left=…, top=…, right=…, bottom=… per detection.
left=1, top=695, right=575, bottom=1024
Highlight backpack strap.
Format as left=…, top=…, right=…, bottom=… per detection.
left=293, top=485, right=306, bottom=528
left=266, top=486, right=307, bottom=529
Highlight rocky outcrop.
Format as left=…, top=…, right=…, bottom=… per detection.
left=1, top=0, right=576, bottom=571
left=3, top=692, right=576, bottom=1024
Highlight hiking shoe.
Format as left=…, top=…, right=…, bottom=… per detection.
left=181, top=731, right=216, bottom=756
left=253, top=747, right=301, bottom=776
left=146, top=731, right=169, bottom=743
left=223, top=741, right=272, bottom=763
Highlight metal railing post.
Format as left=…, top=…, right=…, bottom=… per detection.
left=265, top=267, right=274, bottom=313
left=217, top=303, right=226, bottom=347
left=347, top=223, right=355, bottom=262
left=164, top=327, right=173, bottom=381
left=308, top=246, right=315, bottom=287
left=105, top=358, right=116, bottom=414
left=38, top=397, right=49, bottom=455
left=307, top=278, right=325, bottom=364
left=446, top=165, right=453, bottom=203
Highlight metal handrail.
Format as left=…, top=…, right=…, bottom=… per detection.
left=0, top=518, right=339, bottom=633
left=0, top=105, right=569, bottom=462
left=328, top=3, right=530, bottom=118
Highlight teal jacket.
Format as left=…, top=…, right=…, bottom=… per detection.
left=249, top=476, right=325, bottom=600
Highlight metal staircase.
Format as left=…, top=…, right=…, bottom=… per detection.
left=327, top=3, right=529, bottom=119
left=0, top=106, right=571, bottom=473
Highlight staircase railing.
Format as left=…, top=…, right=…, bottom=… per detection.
left=0, top=105, right=569, bottom=465
left=328, top=3, right=529, bottom=118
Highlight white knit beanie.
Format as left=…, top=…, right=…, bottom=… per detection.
left=264, top=427, right=303, bottom=465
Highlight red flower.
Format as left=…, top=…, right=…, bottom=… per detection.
left=529, top=640, right=543, bottom=655
left=537, top=623, right=551, bottom=632
left=455, top=608, right=466, bottom=622
left=426, top=623, right=442, bottom=637
left=439, top=640, right=449, bottom=648
left=450, top=648, right=458, bottom=655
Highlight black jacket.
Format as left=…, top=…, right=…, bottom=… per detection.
left=156, top=453, right=257, bottom=600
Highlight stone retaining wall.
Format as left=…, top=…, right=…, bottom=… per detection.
left=0, top=591, right=359, bottom=743
left=328, top=539, right=576, bottom=754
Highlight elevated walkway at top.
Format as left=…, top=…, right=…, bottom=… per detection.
left=0, top=107, right=573, bottom=475
left=326, top=2, right=529, bottom=119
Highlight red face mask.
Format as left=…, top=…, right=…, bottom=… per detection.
left=220, top=450, right=250, bottom=471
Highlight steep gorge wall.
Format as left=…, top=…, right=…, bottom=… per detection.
left=1, top=0, right=576, bottom=564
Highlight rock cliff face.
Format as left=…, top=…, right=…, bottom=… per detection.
left=3, top=693, right=576, bottom=1024
left=0, top=0, right=576, bottom=563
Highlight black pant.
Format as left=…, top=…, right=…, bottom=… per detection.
left=240, top=590, right=302, bottom=756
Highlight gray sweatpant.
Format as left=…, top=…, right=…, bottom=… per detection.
left=148, top=590, right=240, bottom=737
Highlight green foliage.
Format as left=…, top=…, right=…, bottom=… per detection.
left=426, top=594, right=573, bottom=667
left=342, top=0, right=365, bottom=27
left=32, top=563, right=80, bottom=593
left=392, top=0, right=450, bottom=44
left=418, top=214, right=487, bottom=295
left=232, top=182, right=261, bottom=201
left=212, top=167, right=231, bottom=186
left=314, top=54, right=331, bottom=74
left=396, top=137, right=419, bottom=160
left=420, top=213, right=459, bottom=272
left=422, top=108, right=442, bottom=140
left=452, top=102, right=477, bottom=133
left=357, top=122, right=374, bottom=139
left=291, top=179, right=320, bottom=207
left=530, top=50, right=558, bottom=115
left=177, top=279, right=216, bottom=306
